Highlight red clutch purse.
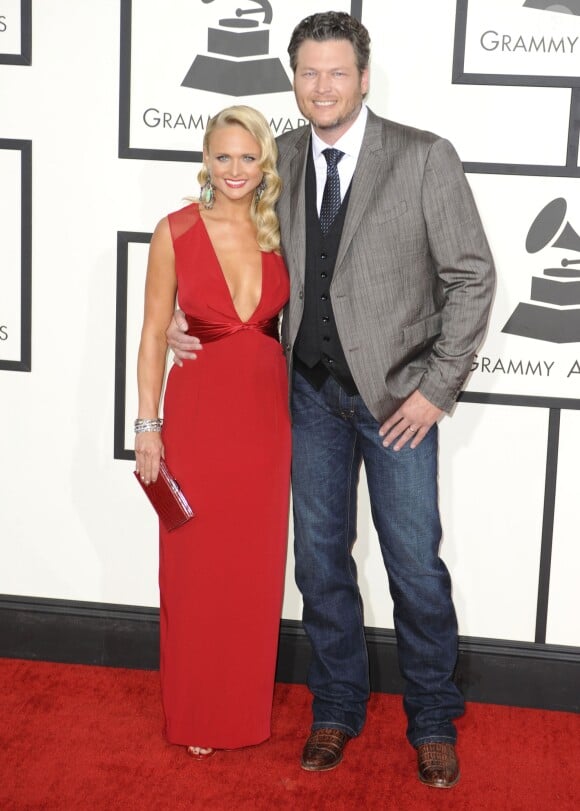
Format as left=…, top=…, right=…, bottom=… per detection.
left=134, top=459, right=195, bottom=532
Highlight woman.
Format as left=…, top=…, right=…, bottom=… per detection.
left=135, top=106, right=291, bottom=758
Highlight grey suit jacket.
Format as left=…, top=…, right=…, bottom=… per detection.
left=276, top=108, right=495, bottom=423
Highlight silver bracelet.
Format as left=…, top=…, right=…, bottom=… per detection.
left=134, top=418, right=163, bottom=433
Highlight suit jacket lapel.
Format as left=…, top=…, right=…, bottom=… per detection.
left=334, top=111, right=387, bottom=277
left=284, top=129, right=310, bottom=286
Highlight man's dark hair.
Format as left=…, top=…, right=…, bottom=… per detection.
left=287, top=12, right=371, bottom=74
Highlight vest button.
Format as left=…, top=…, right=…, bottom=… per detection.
left=320, top=252, right=328, bottom=260
left=322, top=316, right=329, bottom=323
left=320, top=271, right=327, bottom=279
left=320, top=294, right=328, bottom=301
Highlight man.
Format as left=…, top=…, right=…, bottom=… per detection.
left=168, top=12, right=495, bottom=788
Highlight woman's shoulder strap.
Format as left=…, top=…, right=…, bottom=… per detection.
left=167, top=201, right=201, bottom=243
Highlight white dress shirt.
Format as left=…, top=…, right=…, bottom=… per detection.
left=311, top=104, right=368, bottom=214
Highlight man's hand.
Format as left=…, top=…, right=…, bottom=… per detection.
left=166, top=309, right=202, bottom=366
left=379, top=390, right=443, bottom=451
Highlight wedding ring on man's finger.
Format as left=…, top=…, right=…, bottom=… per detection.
left=408, top=425, right=418, bottom=433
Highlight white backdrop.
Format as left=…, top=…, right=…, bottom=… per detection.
left=0, top=147, right=21, bottom=363
left=1, top=1, right=579, bottom=649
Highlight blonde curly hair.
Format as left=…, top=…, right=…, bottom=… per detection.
left=197, top=106, right=282, bottom=253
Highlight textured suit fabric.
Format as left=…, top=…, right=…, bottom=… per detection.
left=277, top=109, right=495, bottom=421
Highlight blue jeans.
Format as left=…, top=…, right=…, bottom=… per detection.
left=291, top=371, right=464, bottom=746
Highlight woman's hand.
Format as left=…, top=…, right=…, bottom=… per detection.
left=135, top=430, right=164, bottom=484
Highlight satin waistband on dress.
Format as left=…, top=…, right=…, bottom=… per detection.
left=185, top=314, right=279, bottom=343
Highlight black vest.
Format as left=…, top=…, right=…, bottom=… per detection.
left=293, top=147, right=358, bottom=396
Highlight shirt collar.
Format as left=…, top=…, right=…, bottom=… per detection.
left=311, top=104, right=368, bottom=161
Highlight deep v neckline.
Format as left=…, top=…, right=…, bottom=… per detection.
left=199, top=214, right=264, bottom=324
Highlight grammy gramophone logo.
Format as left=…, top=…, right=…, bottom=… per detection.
left=502, top=198, right=580, bottom=343
left=182, top=0, right=291, bottom=96
left=523, top=0, right=580, bottom=15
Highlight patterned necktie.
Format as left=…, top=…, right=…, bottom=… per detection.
left=320, top=148, right=344, bottom=235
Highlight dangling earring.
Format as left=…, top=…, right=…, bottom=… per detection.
left=200, top=177, right=215, bottom=210
left=255, top=178, right=267, bottom=203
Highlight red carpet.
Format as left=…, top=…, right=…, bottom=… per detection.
left=0, top=658, right=577, bottom=810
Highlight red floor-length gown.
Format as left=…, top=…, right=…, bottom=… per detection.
left=158, top=203, right=291, bottom=748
